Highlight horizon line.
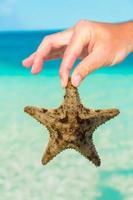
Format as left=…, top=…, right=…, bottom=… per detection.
left=0, top=28, right=66, bottom=33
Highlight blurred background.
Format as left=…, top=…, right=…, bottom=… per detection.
left=0, top=1, right=133, bottom=200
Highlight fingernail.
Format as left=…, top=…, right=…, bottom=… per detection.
left=72, top=74, right=81, bottom=87
left=22, top=59, right=26, bottom=65
left=61, top=76, right=68, bottom=88
left=31, top=67, right=38, bottom=74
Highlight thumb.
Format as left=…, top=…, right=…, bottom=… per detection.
left=71, top=47, right=105, bottom=87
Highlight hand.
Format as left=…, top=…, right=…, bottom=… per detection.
left=22, top=20, right=133, bottom=87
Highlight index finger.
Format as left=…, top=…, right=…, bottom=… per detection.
left=31, top=29, right=73, bottom=74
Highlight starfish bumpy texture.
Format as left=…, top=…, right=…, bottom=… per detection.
left=24, top=78, right=120, bottom=167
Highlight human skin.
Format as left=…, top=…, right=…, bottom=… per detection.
left=22, top=20, right=133, bottom=87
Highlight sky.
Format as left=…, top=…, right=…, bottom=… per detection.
left=0, top=0, right=133, bottom=31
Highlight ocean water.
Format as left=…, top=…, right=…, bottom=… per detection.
left=0, top=31, right=133, bottom=200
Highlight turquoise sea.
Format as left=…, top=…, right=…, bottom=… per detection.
left=0, top=31, right=133, bottom=200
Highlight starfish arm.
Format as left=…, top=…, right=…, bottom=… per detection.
left=78, top=108, right=119, bottom=129
left=76, top=142, right=101, bottom=166
left=63, top=77, right=81, bottom=107
left=93, top=108, right=120, bottom=127
left=24, top=106, right=57, bottom=126
left=41, top=138, right=64, bottom=165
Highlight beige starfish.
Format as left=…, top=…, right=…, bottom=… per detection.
left=24, top=78, right=120, bottom=167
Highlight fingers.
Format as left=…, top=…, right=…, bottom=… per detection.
left=22, top=52, right=36, bottom=68
left=31, top=39, right=52, bottom=74
left=22, top=46, right=65, bottom=71
left=31, top=29, right=73, bottom=74
left=31, top=57, right=44, bottom=74
left=60, top=30, right=89, bottom=87
left=71, top=47, right=105, bottom=87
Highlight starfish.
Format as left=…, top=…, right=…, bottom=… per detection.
left=24, top=78, right=120, bottom=167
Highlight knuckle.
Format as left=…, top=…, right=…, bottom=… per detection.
left=76, top=19, right=88, bottom=27
left=64, top=49, right=78, bottom=59
left=82, top=66, right=89, bottom=76
left=77, top=66, right=89, bottom=79
left=80, top=67, right=89, bottom=79
left=35, top=51, right=43, bottom=59
left=43, top=35, right=53, bottom=46
left=59, top=64, right=70, bottom=77
left=44, top=35, right=50, bottom=42
left=63, top=50, right=69, bottom=58
left=36, top=35, right=53, bottom=55
left=75, top=19, right=91, bottom=30
left=110, top=50, right=126, bottom=66
left=71, top=51, right=79, bottom=60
